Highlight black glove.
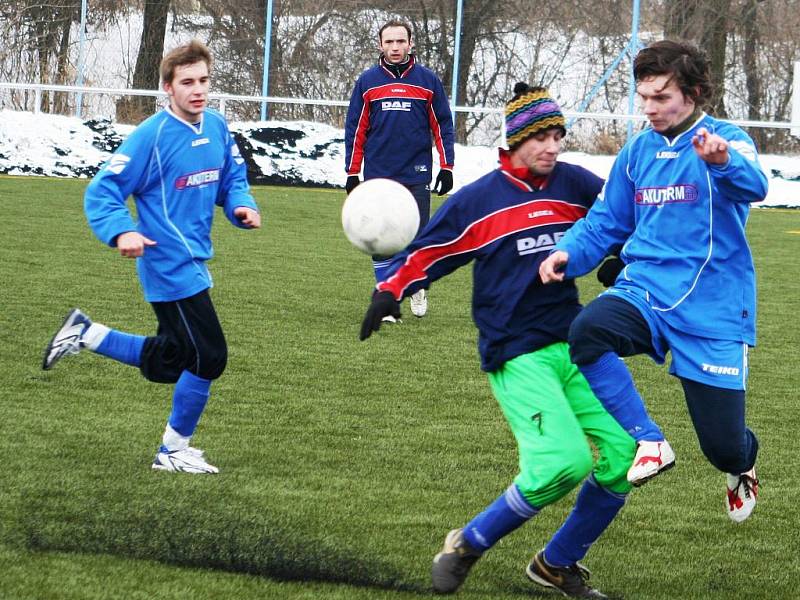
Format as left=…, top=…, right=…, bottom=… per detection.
left=433, top=170, right=453, bottom=196
left=345, top=175, right=360, bottom=194
left=360, top=290, right=402, bottom=340
left=597, top=257, right=625, bottom=287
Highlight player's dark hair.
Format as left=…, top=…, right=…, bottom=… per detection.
left=160, top=40, right=212, bottom=86
left=633, top=40, right=712, bottom=106
left=378, top=20, right=412, bottom=43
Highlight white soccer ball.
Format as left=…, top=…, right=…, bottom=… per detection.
left=341, top=178, right=420, bottom=256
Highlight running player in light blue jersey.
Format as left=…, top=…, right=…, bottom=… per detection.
left=42, top=40, right=261, bottom=474
left=540, top=40, right=766, bottom=522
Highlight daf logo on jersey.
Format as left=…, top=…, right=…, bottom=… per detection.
left=175, top=169, right=221, bottom=190
left=106, top=153, right=131, bottom=175
left=382, top=100, right=412, bottom=111
left=702, top=363, right=741, bottom=376
left=656, top=150, right=679, bottom=159
left=635, top=184, right=698, bottom=206
left=517, top=232, right=564, bottom=256
left=192, top=137, right=210, bottom=147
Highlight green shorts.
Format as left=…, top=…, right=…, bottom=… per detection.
left=487, top=342, right=635, bottom=507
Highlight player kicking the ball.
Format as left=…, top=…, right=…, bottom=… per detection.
left=540, top=40, right=765, bottom=522
left=361, top=84, right=634, bottom=598
left=42, top=40, right=260, bottom=474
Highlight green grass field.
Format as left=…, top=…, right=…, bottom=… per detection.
left=1, top=176, right=799, bottom=599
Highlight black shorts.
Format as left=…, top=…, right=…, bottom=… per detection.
left=140, top=289, right=227, bottom=383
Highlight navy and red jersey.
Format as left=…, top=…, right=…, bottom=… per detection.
left=377, top=159, right=604, bottom=371
left=344, top=55, right=455, bottom=186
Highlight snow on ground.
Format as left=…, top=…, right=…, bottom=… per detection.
left=1, top=109, right=799, bottom=207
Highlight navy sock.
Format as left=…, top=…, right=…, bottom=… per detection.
left=544, top=475, right=627, bottom=566
left=168, top=371, right=211, bottom=437
left=579, top=352, right=663, bottom=441
left=463, top=484, right=539, bottom=552
left=95, top=330, right=145, bottom=367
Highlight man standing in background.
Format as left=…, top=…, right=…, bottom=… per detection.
left=345, top=20, right=455, bottom=321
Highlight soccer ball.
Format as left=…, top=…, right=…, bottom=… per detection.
left=341, top=178, right=420, bottom=256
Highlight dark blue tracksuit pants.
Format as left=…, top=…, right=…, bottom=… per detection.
left=568, top=294, right=758, bottom=474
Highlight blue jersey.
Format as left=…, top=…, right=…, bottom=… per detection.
left=84, top=107, right=258, bottom=302
left=556, top=113, right=768, bottom=345
left=344, top=55, right=455, bottom=185
left=377, top=159, right=603, bottom=371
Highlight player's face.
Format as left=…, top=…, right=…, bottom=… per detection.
left=164, top=61, right=210, bottom=122
left=380, top=27, right=412, bottom=64
left=511, top=128, right=563, bottom=176
left=636, top=74, right=696, bottom=133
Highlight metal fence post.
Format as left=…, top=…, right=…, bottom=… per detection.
left=260, top=0, right=274, bottom=122
left=450, top=0, right=463, bottom=110
left=626, top=0, right=641, bottom=139
left=792, top=61, right=800, bottom=137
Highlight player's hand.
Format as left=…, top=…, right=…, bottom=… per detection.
left=116, top=231, right=156, bottom=258
left=539, top=250, right=569, bottom=283
left=234, top=206, right=261, bottom=228
left=346, top=175, right=361, bottom=194
left=597, top=256, right=625, bottom=287
left=692, top=127, right=729, bottom=165
left=360, top=290, right=401, bottom=340
left=433, top=169, right=453, bottom=196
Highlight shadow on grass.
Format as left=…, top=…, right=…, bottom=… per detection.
left=9, top=481, right=426, bottom=595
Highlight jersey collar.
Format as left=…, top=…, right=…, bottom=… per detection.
left=498, top=148, right=550, bottom=191
left=165, top=105, right=205, bottom=135
left=379, top=54, right=415, bottom=79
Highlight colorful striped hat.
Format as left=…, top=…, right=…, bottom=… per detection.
left=505, top=83, right=566, bottom=149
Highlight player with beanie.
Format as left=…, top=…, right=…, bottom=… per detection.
left=361, top=82, right=635, bottom=598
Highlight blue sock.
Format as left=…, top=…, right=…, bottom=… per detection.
left=95, top=330, right=145, bottom=367
left=579, top=352, right=663, bottom=441
left=372, top=258, right=394, bottom=282
left=168, top=371, right=211, bottom=437
left=462, top=484, right=539, bottom=552
left=544, top=475, right=627, bottom=566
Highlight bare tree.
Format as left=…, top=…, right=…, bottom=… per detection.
left=116, top=0, right=171, bottom=123
left=662, top=0, right=730, bottom=116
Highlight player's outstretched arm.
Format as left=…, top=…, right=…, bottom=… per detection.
left=360, top=291, right=402, bottom=340
left=233, top=206, right=261, bottom=229
left=539, top=250, right=569, bottom=284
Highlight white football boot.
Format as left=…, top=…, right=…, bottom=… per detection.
left=152, top=446, right=219, bottom=474
left=410, top=289, right=428, bottom=318
left=381, top=315, right=400, bottom=324
left=627, top=440, right=676, bottom=486
left=726, top=467, right=758, bottom=522
left=42, top=308, right=93, bottom=370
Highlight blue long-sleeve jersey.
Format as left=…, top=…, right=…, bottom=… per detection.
left=344, top=55, right=455, bottom=185
left=84, top=107, right=258, bottom=302
left=557, top=113, right=768, bottom=345
left=377, top=160, right=604, bottom=371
